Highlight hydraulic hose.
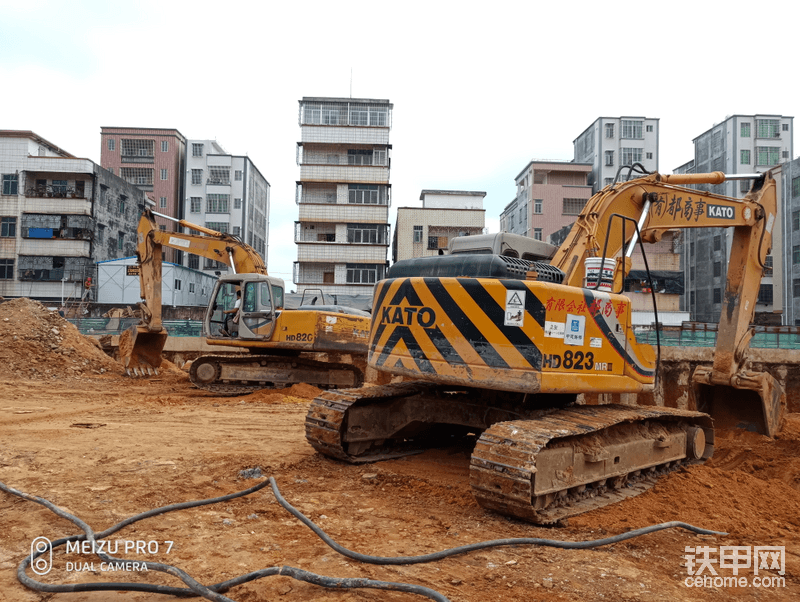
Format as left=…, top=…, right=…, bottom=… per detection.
left=1, top=477, right=727, bottom=601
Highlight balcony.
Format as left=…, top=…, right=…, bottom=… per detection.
left=24, top=184, right=86, bottom=199
left=300, top=164, right=389, bottom=184
left=297, top=244, right=387, bottom=264
left=120, top=154, right=154, bottom=164
left=298, top=203, right=388, bottom=223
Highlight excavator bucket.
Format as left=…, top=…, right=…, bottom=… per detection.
left=119, top=325, right=168, bottom=377
left=691, top=366, right=785, bottom=438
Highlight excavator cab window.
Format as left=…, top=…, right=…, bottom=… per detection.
left=272, top=285, right=284, bottom=309
left=237, top=280, right=276, bottom=340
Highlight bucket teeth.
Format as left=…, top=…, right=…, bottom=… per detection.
left=126, top=369, right=131, bottom=377
left=133, top=367, right=140, bottom=377
left=147, top=367, right=153, bottom=376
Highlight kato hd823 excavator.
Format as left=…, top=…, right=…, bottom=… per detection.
left=119, top=208, right=371, bottom=394
left=305, top=168, right=786, bottom=524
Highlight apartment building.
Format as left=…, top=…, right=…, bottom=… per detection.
left=294, top=97, right=392, bottom=295
left=680, top=115, right=793, bottom=323
left=100, top=127, right=186, bottom=262
left=781, top=158, right=800, bottom=324
left=393, top=190, right=485, bottom=262
left=184, top=140, right=270, bottom=275
left=573, top=117, right=659, bottom=193
left=500, top=161, right=592, bottom=242
left=0, top=130, right=146, bottom=304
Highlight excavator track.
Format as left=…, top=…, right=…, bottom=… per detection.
left=470, top=405, right=713, bottom=524
left=305, top=383, right=713, bottom=523
left=305, top=382, right=436, bottom=461
left=189, top=354, right=364, bottom=396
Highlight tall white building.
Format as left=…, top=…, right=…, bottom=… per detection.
left=680, top=115, right=793, bottom=323
left=184, top=140, right=270, bottom=275
left=294, top=97, right=392, bottom=295
left=573, top=117, right=659, bottom=193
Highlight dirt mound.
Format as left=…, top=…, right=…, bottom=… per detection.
left=0, top=297, right=124, bottom=380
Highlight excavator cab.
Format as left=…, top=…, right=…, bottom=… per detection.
left=205, top=274, right=283, bottom=342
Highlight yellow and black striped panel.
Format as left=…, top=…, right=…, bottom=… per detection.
left=369, top=277, right=655, bottom=395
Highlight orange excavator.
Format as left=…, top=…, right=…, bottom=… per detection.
left=119, top=208, right=371, bottom=394
left=305, top=169, right=785, bottom=523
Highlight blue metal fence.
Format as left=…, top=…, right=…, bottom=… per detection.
left=69, top=318, right=203, bottom=337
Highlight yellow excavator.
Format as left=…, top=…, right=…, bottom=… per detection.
left=119, top=208, right=371, bottom=394
left=305, top=169, right=786, bottom=523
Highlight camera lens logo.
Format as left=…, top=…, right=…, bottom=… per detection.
left=31, top=537, right=52, bottom=575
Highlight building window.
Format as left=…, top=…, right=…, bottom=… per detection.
left=174, top=279, right=182, bottom=291
left=793, top=210, right=800, bottom=231
left=783, top=123, right=789, bottom=131
left=1, top=216, right=16, bottom=237
left=605, top=123, right=614, bottom=138
left=427, top=236, right=442, bottom=250
left=233, top=226, right=241, bottom=236
left=533, top=199, right=543, bottom=214
left=604, top=150, right=614, bottom=166
left=190, top=197, right=201, bottom=213
left=119, top=197, right=126, bottom=214
left=189, top=282, right=195, bottom=293
left=206, top=194, right=230, bottom=213
left=120, top=167, right=153, bottom=186
left=52, top=180, right=67, bottom=196
left=621, top=120, right=643, bottom=139
left=2, top=174, right=19, bottom=195
left=713, top=262, right=721, bottom=277
left=160, top=169, right=168, bottom=181
left=713, top=235, right=721, bottom=252
left=740, top=123, right=751, bottom=138
left=208, top=166, right=230, bottom=185
left=188, top=254, right=200, bottom=270
left=764, top=255, right=773, bottom=276
left=161, top=140, right=168, bottom=152
left=97, top=224, right=104, bottom=244
left=646, top=124, right=653, bottom=132
left=205, top=222, right=228, bottom=234
left=234, top=198, right=242, bottom=209
left=794, top=278, right=800, bottom=296
left=794, top=245, right=800, bottom=265
left=756, top=147, right=780, bottom=166
left=346, top=263, right=382, bottom=284
left=604, top=177, right=613, bottom=187
left=160, top=197, right=167, bottom=208
left=347, top=223, right=384, bottom=244
left=374, top=149, right=387, bottom=165
left=347, top=149, right=373, bottom=165
left=783, top=150, right=790, bottom=159
left=621, top=147, right=643, bottom=165
left=0, top=258, right=13, bottom=279
left=159, top=225, right=167, bottom=232
left=563, top=198, right=587, bottom=215
left=646, top=152, right=653, bottom=160
left=758, top=284, right=773, bottom=305
left=793, top=177, right=800, bottom=198
left=118, top=232, right=124, bottom=251
left=108, top=139, right=115, bottom=151
left=348, top=184, right=380, bottom=204
left=192, top=143, right=204, bottom=157
left=235, top=170, right=243, bottom=181
left=121, top=139, right=154, bottom=157
left=413, top=225, right=423, bottom=243
left=191, top=169, right=203, bottom=185
left=713, top=288, right=721, bottom=304
left=533, top=228, right=542, bottom=241
left=757, top=119, right=780, bottom=138
left=741, top=150, right=751, bottom=164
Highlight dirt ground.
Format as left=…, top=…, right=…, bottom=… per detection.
left=1, top=298, right=799, bottom=601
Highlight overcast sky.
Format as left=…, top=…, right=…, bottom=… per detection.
left=2, top=0, right=797, bottom=288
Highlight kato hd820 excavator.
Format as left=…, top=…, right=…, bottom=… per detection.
left=119, top=208, right=371, bottom=394
left=305, top=168, right=786, bottom=524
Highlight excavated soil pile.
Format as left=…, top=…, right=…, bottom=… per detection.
left=0, top=297, right=124, bottom=380
left=244, top=383, right=323, bottom=404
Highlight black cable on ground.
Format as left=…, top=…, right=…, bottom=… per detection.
left=268, top=477, right=727, bottom=565
left=1, top=476, right=727, bottom=601
left=0, top=480, right=450, bottom=601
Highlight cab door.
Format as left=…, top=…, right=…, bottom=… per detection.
left=237, top=279, right=276, bottom=340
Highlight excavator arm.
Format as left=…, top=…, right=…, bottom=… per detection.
left=552, top=170, right=783, bottom=435
left=119, top=208, right=268, bottom=375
